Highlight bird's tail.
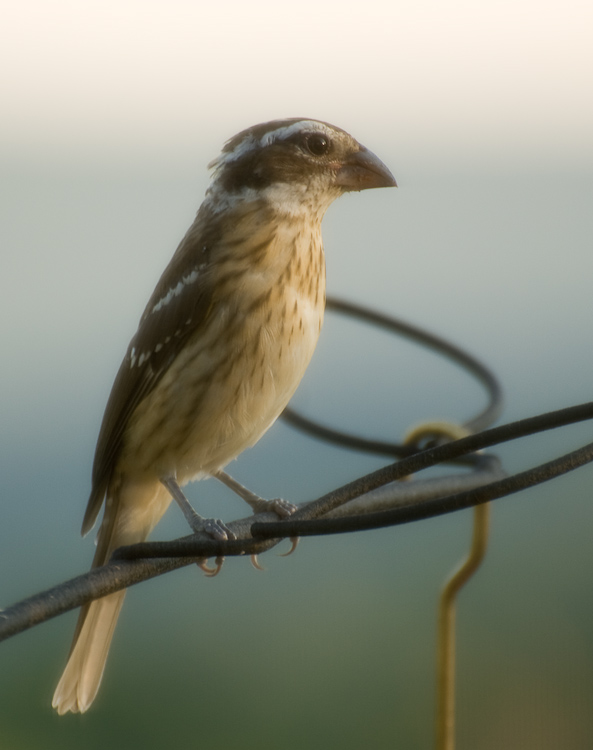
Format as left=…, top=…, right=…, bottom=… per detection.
left=52, top=479, right=171, bottom=714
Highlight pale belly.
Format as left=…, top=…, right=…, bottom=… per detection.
left=120, top=285, right=324, bottom=484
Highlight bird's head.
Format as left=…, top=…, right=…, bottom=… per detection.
left=207, top=118, right=396, bottom=217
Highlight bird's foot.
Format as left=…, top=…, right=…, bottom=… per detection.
left=249, top=497, right=297, bottom=518
left=161, top=475, right=236, bottom=541
left=214, top=471, right=297, bottom=518
left=191, top=515, right=235, bottom=542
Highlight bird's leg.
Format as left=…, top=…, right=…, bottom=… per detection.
left=214, top=470, right=297, bottom=518
left=161, top=476, right=235, bottom=541
left=214, top=471, right=299, bottom=569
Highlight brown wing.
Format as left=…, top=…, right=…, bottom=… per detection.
left=81, top=208, right=219, bottom=534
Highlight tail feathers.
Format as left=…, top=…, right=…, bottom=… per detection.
left=52, top=590, right=125, bottom=714
left=53, top=478, right=172, bottom=714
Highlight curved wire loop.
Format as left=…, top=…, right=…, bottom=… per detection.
left=281, top=296, right=503, bottom=457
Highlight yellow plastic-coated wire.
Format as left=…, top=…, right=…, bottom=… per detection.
left=403, top=422, right=491, bottom=750
left=436, top=501, right=490, bottom=750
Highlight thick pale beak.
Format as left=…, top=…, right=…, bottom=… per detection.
left=335, top=146, right=397, bottom=191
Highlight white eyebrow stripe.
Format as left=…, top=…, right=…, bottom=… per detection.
left=210, top=120, right=331, bottom=171
left=151, top=269, right=200, bottom=314
left=259, top=120, right=329, bottom=147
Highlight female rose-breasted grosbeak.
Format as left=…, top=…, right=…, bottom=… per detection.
left=52, top=118, right=396, bottom=714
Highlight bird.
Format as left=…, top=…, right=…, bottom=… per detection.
left=52, top=118, right=396, bottom=714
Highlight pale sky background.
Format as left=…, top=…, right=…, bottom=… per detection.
left=2, top=0, right=592, bottom=167
left=1, top=2, right=593, bottom=749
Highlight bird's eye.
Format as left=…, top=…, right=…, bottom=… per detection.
left=304, top=133, right=331, bottom=157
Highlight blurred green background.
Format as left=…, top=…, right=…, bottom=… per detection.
left=1, top=1, right=592, bottom=748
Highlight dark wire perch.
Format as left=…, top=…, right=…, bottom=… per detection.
left=281, top=296, right=504, bottom=457
left=2, top=300, right=593, bottom=641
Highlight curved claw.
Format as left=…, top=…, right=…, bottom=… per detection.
left=251, top=554, right=265, bottom=571
left=278, top=537, right=300, bottom=557
left=197, top=556, right=225, bottom=577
